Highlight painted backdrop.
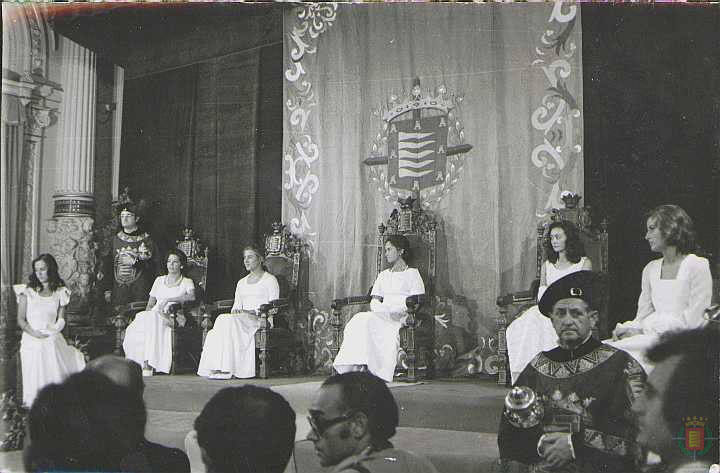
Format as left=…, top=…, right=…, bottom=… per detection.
left=282, top=2, right=584, bottom=373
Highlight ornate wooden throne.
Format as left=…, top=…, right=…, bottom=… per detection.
left=331, top=197, right=438, bottom=382
left=495, top=204, right=609, bottom=385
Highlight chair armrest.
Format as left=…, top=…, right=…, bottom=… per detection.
left=332, top=295, right=373, bottom=310
left=496, top=279, right=540, bottom=307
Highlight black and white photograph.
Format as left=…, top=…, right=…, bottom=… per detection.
left=1, top=1, right=718, bottom=472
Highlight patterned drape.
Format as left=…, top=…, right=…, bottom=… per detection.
left=283, top=2, right=584, bottom=372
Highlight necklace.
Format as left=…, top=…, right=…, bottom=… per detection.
left=165, top=275, right=182, bottom=287
left=391, top=263, right=408, bottom=272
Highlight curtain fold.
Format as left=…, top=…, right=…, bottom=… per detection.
left=120, top=49, right=272, bottom=301
left=283, top=3, right=584, bottom=351
left=1, top=93, right=26, bottom=386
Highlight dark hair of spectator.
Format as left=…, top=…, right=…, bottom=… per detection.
left=24, top=370, right=147, bottom=472
left=165, top=248, right=188, bottom=275
left=27, top=253, right=66, bottom=293
left=322, top=372, right=399, bottom=448
left=543, top=220, right=586, bottom=264
left=194, top=385, right=296, bottom=473
left=646, top=327, right=719, bottom=463
left=645, top=204, right=697, bottom=254
left=385, top=234, right=412, bottom=265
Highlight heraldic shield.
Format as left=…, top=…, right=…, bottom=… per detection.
left=388, top=115, right=448, bottom=192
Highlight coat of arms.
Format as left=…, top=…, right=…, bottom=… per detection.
left=365, top=78, right=473, bottom=207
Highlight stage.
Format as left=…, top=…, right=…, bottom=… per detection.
left=1, top=375, right=506, bottom=473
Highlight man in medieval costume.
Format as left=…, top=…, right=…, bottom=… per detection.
left=498, top=271, right=646, bottom=473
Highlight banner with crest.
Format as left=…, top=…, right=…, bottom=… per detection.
left=283, top=2, right=584, bottom=374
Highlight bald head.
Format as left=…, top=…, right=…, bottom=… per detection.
left=86, top=355, right=144, bottom=398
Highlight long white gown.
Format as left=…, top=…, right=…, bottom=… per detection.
left=197, top=272, right=279, bottom=379
left=505, top=257, right=589, bottom=384
left=605, top=254, right=712, bottom=373
left=333, top=267, right=425, bottom=383
left=13, top=284, right=86, bottom=407
left=122, top=275, right=195, bottom=373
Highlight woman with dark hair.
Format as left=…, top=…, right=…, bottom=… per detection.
left=197, top=245, right=280, bottom=379
left=333, top=235, right=425, bottom=382
left=123, top=248, right=195, bottom=376
left=505, top=220, right=592, bottom=384
left=13, top=254, right=86, bottom=407
left=607, top=204, right=712, bottom=373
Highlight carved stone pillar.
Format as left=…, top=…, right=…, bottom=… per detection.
left=48, top=37, right=97, bottom=325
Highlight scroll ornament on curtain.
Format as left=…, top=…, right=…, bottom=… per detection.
left=283, top=3, right=338, bottom=246
left=365, top=78, right=473, bottom=209
left=530, top=0, right=583, bottom=217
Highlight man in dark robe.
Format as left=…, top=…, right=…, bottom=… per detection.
left=102, top=198, right=160, bottom=306
left=498, top=271, right=646, bottom=473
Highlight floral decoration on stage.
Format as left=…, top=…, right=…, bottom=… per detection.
left=530, top=0, right=583, bottom=217
left=365, top=78, right=473, bottom=209
left=284, top=3, right=338, bottom=244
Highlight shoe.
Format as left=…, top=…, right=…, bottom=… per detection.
left=209, top=372, right=231, bottom=380
left=142, top=368, right=154, bottom=377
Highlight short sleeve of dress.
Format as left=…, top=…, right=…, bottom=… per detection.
left=264, top=274, right=280, bottom=301
left=181, top=277, right=196, bottom=296
left=12, top=284, right=27, bottom=303
left=148, top=276, right=164, bottom=299
left=57, top=286, right=72, bottom=307
left=371, top=271, right=387, bottom=298
left=406, top=268, right=425, bottom=295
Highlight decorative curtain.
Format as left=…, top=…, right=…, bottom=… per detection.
left=283, top=2, right=584, bottom=368
left=1, top=93, right=26, bottom=387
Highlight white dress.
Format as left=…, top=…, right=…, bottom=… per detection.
left=605, top=254, right=712, bottom=373
left=333, top=268, right=425, bottom=383
left=122, top=276, right=195, bottom=373
left=13, top=285, right=86, bottom=407
left=197, top=272, right=280, bottom=379
left=505, top=257, right=589, bottom=384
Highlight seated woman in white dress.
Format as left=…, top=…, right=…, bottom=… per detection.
left=333, top=235, right=425, bottom=383
left=606, top=204, right=712, bottom=373
left=197, top=245, right=280, bottom=380
left=14, top=253, right=86, bottom=407
left=123, top=248, right=196, bottom=376
left=505, top=221, right=592, bottom=384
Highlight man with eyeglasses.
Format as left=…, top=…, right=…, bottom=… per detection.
left=307, top=372, right=438, bottom=473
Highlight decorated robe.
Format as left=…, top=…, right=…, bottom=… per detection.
left=109, top=229, right=160, bottom=305
left=498, top=337, right=646, bottom=473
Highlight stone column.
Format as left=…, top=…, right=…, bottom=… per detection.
left=48, top=37, right=97, bottom=325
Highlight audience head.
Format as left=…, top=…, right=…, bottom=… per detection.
left=385, top=234, right=412, bottom=266
left=538, top=271, right=600, bottom=349
left=242, top=245, right=265, bottom=273
left=28, top=253, right=65, bottom=293
left=85, top=355, right=145, bottom=399
left=308, top=372, right=399, bottom=467
left=633, top=327, right=719, bottom=465
left=165, top=247, right=188, bottom=276
left=194, top=385, right=296, bottom=473
left=543, top=220, right=585, bottom=264
left=645, top=204, right=697, bottom=254
left=24, top=370, right=146, bottom=472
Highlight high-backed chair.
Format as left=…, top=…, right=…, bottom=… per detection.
left=203, top=223, right=309, bottom=378
left=112, top=227, right=209, bottom=374
left=495, top=206, right=609, bottom=385
left=330, top=197, right=438, bottom=383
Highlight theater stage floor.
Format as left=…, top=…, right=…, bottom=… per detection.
left=1, top=375, right=507, bottom=473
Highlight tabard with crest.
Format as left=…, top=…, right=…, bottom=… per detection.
left=110, top=229, right=159, bottom=306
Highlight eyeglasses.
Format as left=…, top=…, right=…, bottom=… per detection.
left=307, top=411, right=355, bottom=437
